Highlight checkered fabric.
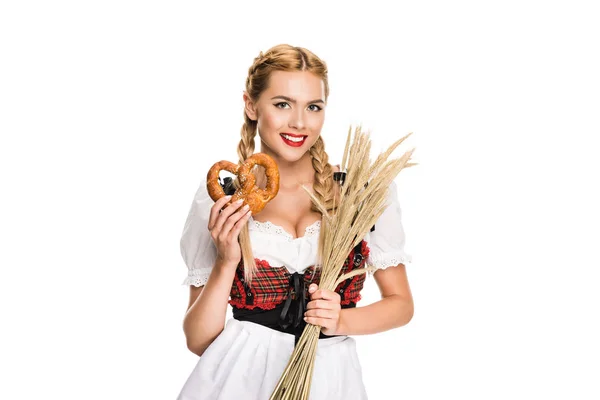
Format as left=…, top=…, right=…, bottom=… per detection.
left=229, top=240, right=371, bottom=310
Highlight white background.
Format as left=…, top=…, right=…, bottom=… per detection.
left=1, top=1, right=599, bottom=399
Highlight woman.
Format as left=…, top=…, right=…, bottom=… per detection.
left=177, top=44, right=414, bottom=399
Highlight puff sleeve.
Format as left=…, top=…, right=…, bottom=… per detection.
left=365, top=180, right=413, bottom=270
left=180, top=179, right=218, bottom=287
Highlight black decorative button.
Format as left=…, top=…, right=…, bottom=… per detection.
left=353, top=253, right=363, bottom=267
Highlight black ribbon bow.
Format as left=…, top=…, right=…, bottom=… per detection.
left=278, top=272, right=307, bottom=346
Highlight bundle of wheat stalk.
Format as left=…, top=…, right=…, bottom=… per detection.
left=268, top=125, right=417, bottom=400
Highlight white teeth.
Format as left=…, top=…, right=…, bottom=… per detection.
left=282, top=134, right=305, bottom=143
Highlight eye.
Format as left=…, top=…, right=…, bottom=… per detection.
left=308, top=104, right=322, bottom=112
left=275, top=102, right=290, bottom=109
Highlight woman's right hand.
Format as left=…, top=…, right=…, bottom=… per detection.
left=207, top=195, right=252, bottom=267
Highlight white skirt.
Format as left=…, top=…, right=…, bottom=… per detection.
left=177, top=318, right=369, bottom=400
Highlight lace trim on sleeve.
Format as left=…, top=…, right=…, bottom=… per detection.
left=369, top=251, right=413, bottom=271
left=182, top=268, right=212, bottom=287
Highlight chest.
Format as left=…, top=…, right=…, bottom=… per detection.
left=253, top=188, right=321, bottom=239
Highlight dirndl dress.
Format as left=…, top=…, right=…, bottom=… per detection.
left=177, top=178, right=412, bottom=400
left=176, top=318, right=368, bottom=400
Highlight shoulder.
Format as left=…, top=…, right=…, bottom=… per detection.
left=180, top=177, right=218, bottom=285
left=180, top=178, right=214, bottom=249
left=365, top=178, right=412, bottom=268
left=188, top=178, right=213, bottom=216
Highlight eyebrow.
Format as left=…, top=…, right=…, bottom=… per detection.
left=271, top=95, right=325, bottom=104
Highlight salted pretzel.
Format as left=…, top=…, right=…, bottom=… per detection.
left=206, top=153, right=280, bottom=215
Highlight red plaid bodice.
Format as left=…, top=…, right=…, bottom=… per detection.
left=229, top=240, right=371, bottom=310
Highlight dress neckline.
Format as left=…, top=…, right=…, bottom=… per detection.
left=249, top=217, right=321, bottom=241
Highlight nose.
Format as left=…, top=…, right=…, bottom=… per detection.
left=288, top=108, right=306, bottom=131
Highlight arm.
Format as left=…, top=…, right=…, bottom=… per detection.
left=304, top=170, right=414, bottom=336
left=181, top=194, right=251, bottom=356
left=183, top=260, right=238, bottom=357
left=304, top=263, right=413, bottom=336
left=336, top=263, right=413, bottom=336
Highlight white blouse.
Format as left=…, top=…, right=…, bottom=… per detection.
left=180, top=179, right=412, bottom=287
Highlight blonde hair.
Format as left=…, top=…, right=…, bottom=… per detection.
left=237, top=44, right=336, bottom=284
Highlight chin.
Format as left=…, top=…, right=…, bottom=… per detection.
left=277, top=149, right=309, bottom=163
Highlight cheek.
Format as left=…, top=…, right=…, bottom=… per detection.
left=309, top=111, right=325, bottom=128
left=260, top=111, right=285, bottom=133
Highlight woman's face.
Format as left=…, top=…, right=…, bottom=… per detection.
left=244, top=70, right=326, bottom=163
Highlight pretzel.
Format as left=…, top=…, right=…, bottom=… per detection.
left=206, top=153, right=280, bottom=215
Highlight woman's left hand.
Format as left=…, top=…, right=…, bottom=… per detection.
left=304, top=284, right=342, bottom=336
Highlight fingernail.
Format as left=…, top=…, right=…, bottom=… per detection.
left=225, top=195, right=232, bottom=200
left=243, top=204, right=250, bottom=210
left=236, top=199, right=244, bottom=204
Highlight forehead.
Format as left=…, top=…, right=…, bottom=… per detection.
left=263, top=70, right=325, bottom=102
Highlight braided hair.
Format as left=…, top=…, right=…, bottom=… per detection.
left=237, top=44, right=336, bottom=284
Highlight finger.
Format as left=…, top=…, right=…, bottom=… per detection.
left=311, top=288, right=341, bottom=302
left=304, top=316, right=335, bottom=328
left=208, top=195, right=232, bottom=230
left=221, top=204, right=250, bottom=235
left=306, top=299, right=339, bottom=311
left=230, top=209, right=252, bottom=237
left=212, top=199, right=245, bottom=234
left=304, top=309, right=337, bottom=319
left=308, top=284, right=321, bottom=300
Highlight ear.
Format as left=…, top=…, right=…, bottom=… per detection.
left=243, top=92, right=258, bottom=121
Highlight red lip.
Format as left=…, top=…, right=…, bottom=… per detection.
left=280, top=133, right=307, bottom=147
left=281, top=132, right=307, bottom=138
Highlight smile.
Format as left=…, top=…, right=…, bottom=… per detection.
left=280, top=133, right=307, bottom=147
